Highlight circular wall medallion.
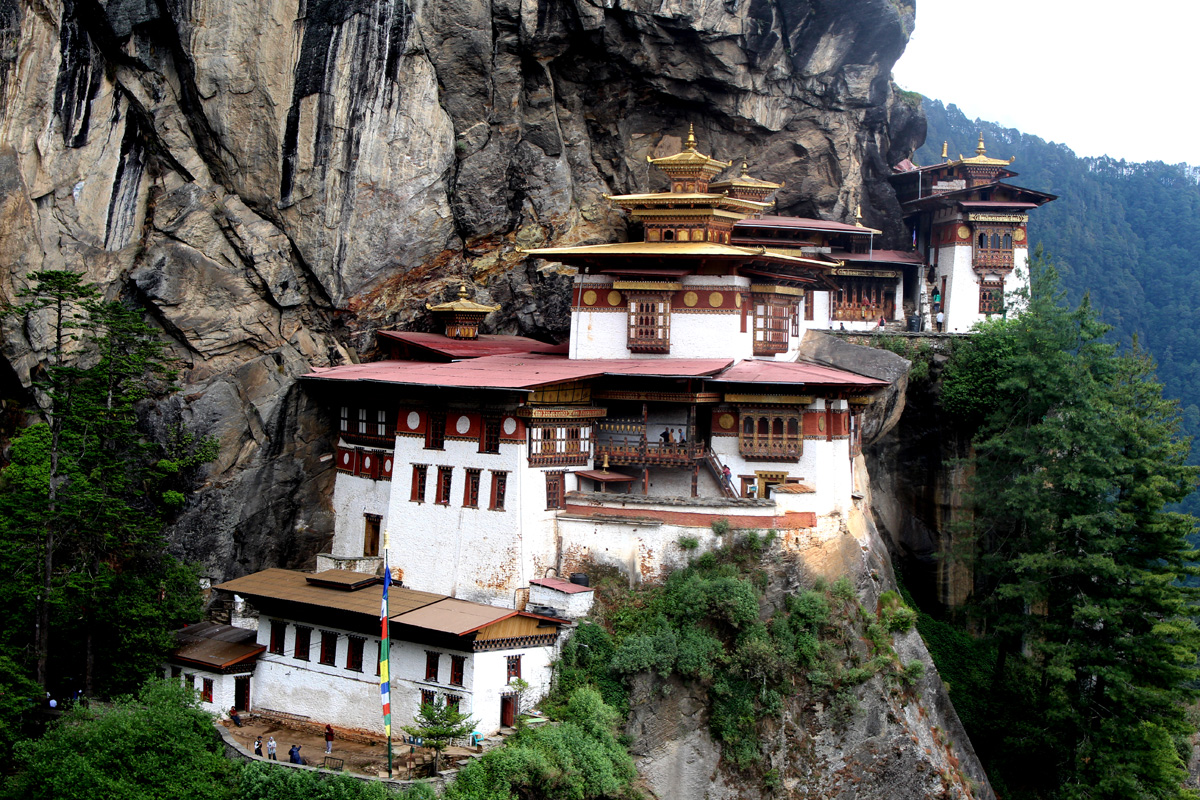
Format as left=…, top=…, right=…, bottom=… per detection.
left=341, top=451, right=352, bottom=466
left=406, top=411, right=420, bottom=430
left=817, top=416, right=826, bottom=432
left=683, top=291, right=698, bottom=308
left=456, top=415, right=471, bottom=434
left=709, top=292, right=724, bottom=308
left=363, top=456, right=372, bottom=470
left=1013, top=228, right=1026, bottom=243
left=607, top=290, right=622, bottom=307
left=583, top=289, right=597, bottom=306
left=503, top=417, right=517, bottom=435
left=384, top=458, right=392, bottom=472
left=735, top=293, right=742, bottom=308
left=956, top=224, right=970, bottom=239
left=718, top=413, right=735, bottom=430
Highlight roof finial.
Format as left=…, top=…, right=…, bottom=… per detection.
left=685, top=123, right=697, bottom=152
left=854, top=204, right=863, bottom=227
left=740, top=160, right=750, bottom=176
left=976, top=132, right=986, bottom=157
left=458, top=284, right=469, bottom=299
left=941, top=140, right=948, bottom=160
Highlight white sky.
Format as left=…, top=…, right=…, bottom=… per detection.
left=891, top=0, right=1200, bottom=166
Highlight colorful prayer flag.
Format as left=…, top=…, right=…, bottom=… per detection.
left=380, top=562, right=391, bottom=737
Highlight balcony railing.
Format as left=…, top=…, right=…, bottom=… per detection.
left=739, top=441, right=802, bottom=462
left=973, top=249, right=1013, bottom=269
left=595, top=418, right=701, bottom=467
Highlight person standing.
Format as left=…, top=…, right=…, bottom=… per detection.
left=721, top=465, right=735, bottom=494
left=266, top=736, right=277, bottom=760
left=936, top=310, right=945, bottom=332
left=254, top=736, right=263, bottom=757
left=289, top=744, right=302, bottom=764
left=324, top=724, right=334, bottom=754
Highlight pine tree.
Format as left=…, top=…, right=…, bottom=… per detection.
left=402, top=696, right=477, bottom=773
left=949, top=254, right=1200, bottom=798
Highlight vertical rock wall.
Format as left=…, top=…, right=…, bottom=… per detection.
left=0, top=0, right=923, bottom=579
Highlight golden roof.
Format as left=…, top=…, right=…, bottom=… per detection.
left=647, top=124, right=732, bottom=177
left=956, top=133, right=1015, bottom=167
left=425, top=284, right=500, bottom=314
left=709, top=162, right=782, bottom=192
left=523, top=241, right=833, bottom=270
left=606, top=191, right=770, bottom=212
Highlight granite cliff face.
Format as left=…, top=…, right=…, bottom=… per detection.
left=0, top=0, right=922, bottom=578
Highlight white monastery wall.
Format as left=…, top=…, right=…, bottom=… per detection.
left=170, top=668, right=239, bottom=717
left=331, top=466, right=393, bottom=558
left=558, top=514, right=725, bottom=584
left=938, top=243, right=976, bottom=332
left=471, top=647, right=554, bottom=733
left=528, top=583, right=595, bottom=618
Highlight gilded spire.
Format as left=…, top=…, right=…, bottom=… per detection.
left=740, top=160, right=750, bottom=176
left=976, top=132, right=987, bottom=157
left=941, top=140, right=948, bottom=160
left=684, top=123, right=697, bottom=152
left=854, top=204, right=863, bottom=227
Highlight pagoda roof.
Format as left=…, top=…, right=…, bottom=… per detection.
left=606, top=192, right=769, bottom=213
left=522, top=240, right=833, bottom=273
left=647, top=124, right=731, bottom=177
left=425, top=285, right=500, bottom=314
left=829, top=249, right=924, bottom=265
left=377, top=330, right=567, bottom=360
left=899, top=181, right=1056, bottom=212
left=709, top=163, right=782, bottom=192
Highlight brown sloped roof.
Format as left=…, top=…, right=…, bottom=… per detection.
left=171, top=622, right=264, bottom=670
left=215, top=568, right=444, bottom=618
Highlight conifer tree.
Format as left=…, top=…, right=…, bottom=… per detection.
left=948, top=253, right=1200, bottom=799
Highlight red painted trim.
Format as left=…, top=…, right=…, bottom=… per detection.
left=561, top=504, right=816, bottom=530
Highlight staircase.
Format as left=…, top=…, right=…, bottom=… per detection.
left=704, top=449, right=739, bottom=499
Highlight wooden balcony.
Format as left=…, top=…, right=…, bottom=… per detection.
left=595, top=441, right=700, bottom=468
left=738, top=441, right=802, bottom=462
left=973, top=249, right=1013, bottom=269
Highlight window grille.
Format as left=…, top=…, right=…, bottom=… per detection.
left=450, top=655, right=465, bottom=687
left=979, top=280, right=1005, bottom=314
left=627, top=294, right=671, bottom=353
left=270, top=621, right=286, bottom=655
left=426, top=411, right=446, bottom=449
left=346, top=637, right=365, bottom=672
left=753, top=295, right=793, bottom=355
left=411, top=465, right=428, bottom=503
left=738, top=410, right=803, bottom=461
left=294, top=626, right=311, bottom=661
left=480, top=416, right=501, bottom=453
left=464, top=469, right=481, bottom=508
left=425, top=651, right=440, bottom=682
left=506, top=655, right=522, bottom=681
left=436, top=466, right=453, bottom=505
left=319, top=631, right=337, bottom=665
left=490, top=472, right=508, bottom=511
left=545, top=472, right=565, bottom=510
left=528, top=424, right=591, bottom=467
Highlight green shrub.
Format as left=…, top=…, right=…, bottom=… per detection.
left=711, top=517, right=732, bottom=536
left=678, top=535, right=699, bottom=551
left=831, top=576, right=856, bottom=602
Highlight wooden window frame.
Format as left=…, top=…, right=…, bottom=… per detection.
left=346, top=636, right=365, bottom=672
left=436, top=466, right=453, bottom=505
left=528, top=424, right=591, bottom=467
left=738, top=409, right=803, bottom=461
left=506, top=655, right=522, bottom=681
left=339, top=406, right=350, bottom=433
left=411, top=465, right=428, bottom=503
left=294, top=626, right=311, bottom=661
left=445, top=694, right=461, bottom=712
left=752, top=295, right=792, bottom=355
left=319, top=631, right=338, bottom=666
left=480, top=416, right=501, bottom=454
left=449, top=655, right=465, bottom=687
left=420, top=689, right=436, bottom=709
left=464, top=469, right=481, bottom=508
left=425, top=651, right=440, bottom=682
left=269, top=620, right=286, bottom=655
left=201, top=678, right=213, bottom=703
left=979, top=279, right=1004, bottom=314
left=627, top=293, right=671, bottom=353
left=489, top=471, right=508, bottom=511
left=426, top=411, right=446, bottom=450
left=545, top=471, right=565, bottom=510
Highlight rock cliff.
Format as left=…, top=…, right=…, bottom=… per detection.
left=0, top=0, right=922, bottom=576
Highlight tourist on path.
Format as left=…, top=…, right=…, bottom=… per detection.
left=266, top=737, right=277, bottom=760
left=325, top=724, right=335, bottom=754
left=936, top=310, right=945, bottom=332
left=254, top=736, right=263, bottom=757
left=229, top=706, right=241, bottom=727
left=289, top=744, right=303, bottom=764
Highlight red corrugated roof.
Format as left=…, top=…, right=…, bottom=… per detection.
left=378, top=331, right=567, bottom=359
left=957, top=200, right=1040, bottom=209
left=530, top=577, right=594, bottom=594
left=736, top=215, right=879, bottom=235
left=832, top=249, right=924, bottom=265
left=303, top=354, right=735, bottom=390
left=710, top=359, right=888, bottom=387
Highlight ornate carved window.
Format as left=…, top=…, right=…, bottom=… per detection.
left=464, top=469, right=481, bottom=508
left=973, top=226, right=1015, bottom=269
left=545, top=471, right=565, bottom=510
left=436, top=466, right=453, bottom=505
left=528, top=423, right=591, bottom=467
left=426, top=411, right=446, bottom=450
left=627, top=294, right=671, bottom=353
left=738, top=410, right=803, bottom=461
left=979, top=278, right=1005, bottom=314
left=338, top=406, right=394, bottom=445
left=480, top=416, right=501, bottom=454
left=753, top=295, right=793, bottom=355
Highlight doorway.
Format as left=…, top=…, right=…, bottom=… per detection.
left=500, top=694, right=516, bottom=728
left=235, top=675, right=250, bottom=711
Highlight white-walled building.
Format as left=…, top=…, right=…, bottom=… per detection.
left=166, top=622, right=263, bottom=717
left=299, top=129, right=890, bottom=609
left=891, top=136, right=1056, bottom=332
left=208, top=568, right=563, bottom=735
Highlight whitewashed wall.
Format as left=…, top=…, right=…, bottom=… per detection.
left=471, top=647, right=554, bottom=733
left=528, top=584, right=595, bottom=618
left=331, top=465, right=393, bottom=558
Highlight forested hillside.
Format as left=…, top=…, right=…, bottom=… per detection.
left=917, top=100, right=1200, bottom=513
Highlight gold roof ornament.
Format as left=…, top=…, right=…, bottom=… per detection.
left=646, top=125, right=732, bottom=179
left=941, top=140, right=949, bottom=160
left=709, top=160, right=782, bottom=195
left=425, top=284, right=500, bottom=314
left=854, top=204, right=863, bottom=227
left=957, top=132, right=1017, bottom=167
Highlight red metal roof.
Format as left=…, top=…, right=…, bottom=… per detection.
left=832, top=249, right=924, bottom=265
left=530, top=577, right=594, bottom=594
left=736, top=216, right=876, bottom=235
left=957, top=200, right=1041, bottom=209
left=378, top=331, right=567, bottom=359
left=709, top=359, right=888, bottom=388
left=303, top=354, right=735, bottom=391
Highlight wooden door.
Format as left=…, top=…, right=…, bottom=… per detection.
left=235, top=675, right=250, bottom=711
left=500, top=695, right=516, bottom=728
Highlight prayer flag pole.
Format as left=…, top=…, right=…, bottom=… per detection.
left=380, top=530, right=393, bottom=776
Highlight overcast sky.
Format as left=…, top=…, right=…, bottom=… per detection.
left=891, top=0, right=1200, bottom=166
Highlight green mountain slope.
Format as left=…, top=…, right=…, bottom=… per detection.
left=918, top=99, right=1200, bottom=514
